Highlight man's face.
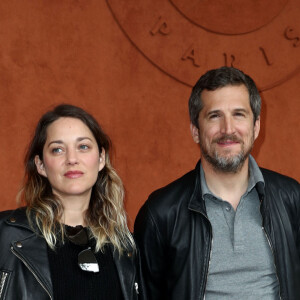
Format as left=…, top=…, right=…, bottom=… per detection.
left=191, top=85, right=260, bottom=173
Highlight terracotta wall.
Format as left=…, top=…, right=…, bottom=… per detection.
left=0, top=0, right=299, bottom=229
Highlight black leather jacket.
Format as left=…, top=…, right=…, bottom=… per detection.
left=134, top=161, right=300, bottom=300
left=0, top=208, right=146, bottom=300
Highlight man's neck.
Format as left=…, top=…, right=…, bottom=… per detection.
left=202, top=158, right=250, bottom=210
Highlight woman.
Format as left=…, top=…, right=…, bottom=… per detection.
left=0, top=104, right=145, bottom=300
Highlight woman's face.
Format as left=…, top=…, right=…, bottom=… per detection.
left=35, top=117, right=105, bottom=201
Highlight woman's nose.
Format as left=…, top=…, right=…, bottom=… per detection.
left=66, top=149, right=79, bottom=165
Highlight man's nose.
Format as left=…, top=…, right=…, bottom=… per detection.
left=220, top=117, right=235, bottom=135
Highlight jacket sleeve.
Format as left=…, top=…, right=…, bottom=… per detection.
left=283, top=177, right=300, bottom=260
left=136, top=247, right=148, bottom=300
left=294, top=182, right=300, bottom=260
left=134, top=202, right=167, bottom=300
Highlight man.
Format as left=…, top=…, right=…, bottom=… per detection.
left=134, top=67, right=300, bottom=300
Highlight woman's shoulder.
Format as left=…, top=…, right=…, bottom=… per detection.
left=0, top=209, right=15, bottom=223
left=0, top=207, right=36, bottom=245
left=0, top=207, right=27, bottom=226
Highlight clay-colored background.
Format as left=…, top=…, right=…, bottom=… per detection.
left=0, top=1, right=299, bottom=229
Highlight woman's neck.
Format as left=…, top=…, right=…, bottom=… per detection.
left=55, top=194, right=90, bottom=226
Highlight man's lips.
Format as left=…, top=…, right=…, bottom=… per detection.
left=214, top=135, right=242, bottom=146
left=64, top=170, right=84, bottom=178
left=217, top=140, right=240, bottom=146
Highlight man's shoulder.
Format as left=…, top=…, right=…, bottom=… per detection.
left=261, top=168, right=299, bottom=190
left=260, top=168, right=299, bottom=207
left=146, top=164, right=199, bottom=210
left=135, top=164, right=199, bottom=235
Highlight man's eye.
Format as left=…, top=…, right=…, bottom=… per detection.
left=209, top=114, right=219, bottom=119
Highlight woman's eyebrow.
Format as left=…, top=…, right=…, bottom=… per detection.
left=77, top=137, right=93, bottom=142
left=47, top=137, right=93, bottom=147
left=47, top=140, right=63, bottom=147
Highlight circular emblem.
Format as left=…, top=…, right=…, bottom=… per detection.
left=169, top=0, right=288, bottom=35
left=107, top=0, right=300, bottom=90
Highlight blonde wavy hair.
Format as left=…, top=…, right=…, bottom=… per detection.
left=18, top=104, right=135, bottom=253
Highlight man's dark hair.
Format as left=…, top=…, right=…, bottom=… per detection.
left=189, top=66, right=261, bottom=128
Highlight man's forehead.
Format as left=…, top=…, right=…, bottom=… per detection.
left=202, top=84, right=248, bottom=95
left=201, top=85, right=250, bottom=105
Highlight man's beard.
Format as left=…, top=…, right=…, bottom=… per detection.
left=200, top=134, right=254, bottom=173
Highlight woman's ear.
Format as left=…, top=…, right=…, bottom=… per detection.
left=99, top=148, right=106, bottom=172
left=34, top=155, right=47, bottom=177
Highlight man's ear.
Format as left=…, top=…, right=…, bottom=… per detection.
left=34, top=155, right=47, bottom=177
left=254, top=116, right=260, bottom=140
left=98, top=148, right=106, bottom=172
left=190, top=123, right=200, bottom=144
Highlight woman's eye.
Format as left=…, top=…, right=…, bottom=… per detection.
left=79, top=144, right=89, bottom=150
left=52, top=147, right=63, bottom=154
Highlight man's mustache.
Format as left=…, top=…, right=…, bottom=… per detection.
left=213, top=134, right=242, bottom=144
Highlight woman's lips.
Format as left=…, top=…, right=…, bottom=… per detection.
left=64, top=170, right=84, bottom=179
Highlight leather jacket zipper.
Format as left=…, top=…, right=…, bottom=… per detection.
left=260, top=197, right=282, bottom=300
left=261, top=227, right=282, bottom=300
left=0, top=271, right=8, bottom=299
left=134, top=282, right=139, bottom=295
left=189, top=208, right=213, bottom=300
left=11, top=247, right=52, bottom=300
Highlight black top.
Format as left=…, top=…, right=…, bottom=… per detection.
left=47, top=226, right=124, bottom=300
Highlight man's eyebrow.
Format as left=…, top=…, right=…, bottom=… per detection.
left=207, top=110, right=220, bottom=115
left=233, top=108, right=250, bottom=114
